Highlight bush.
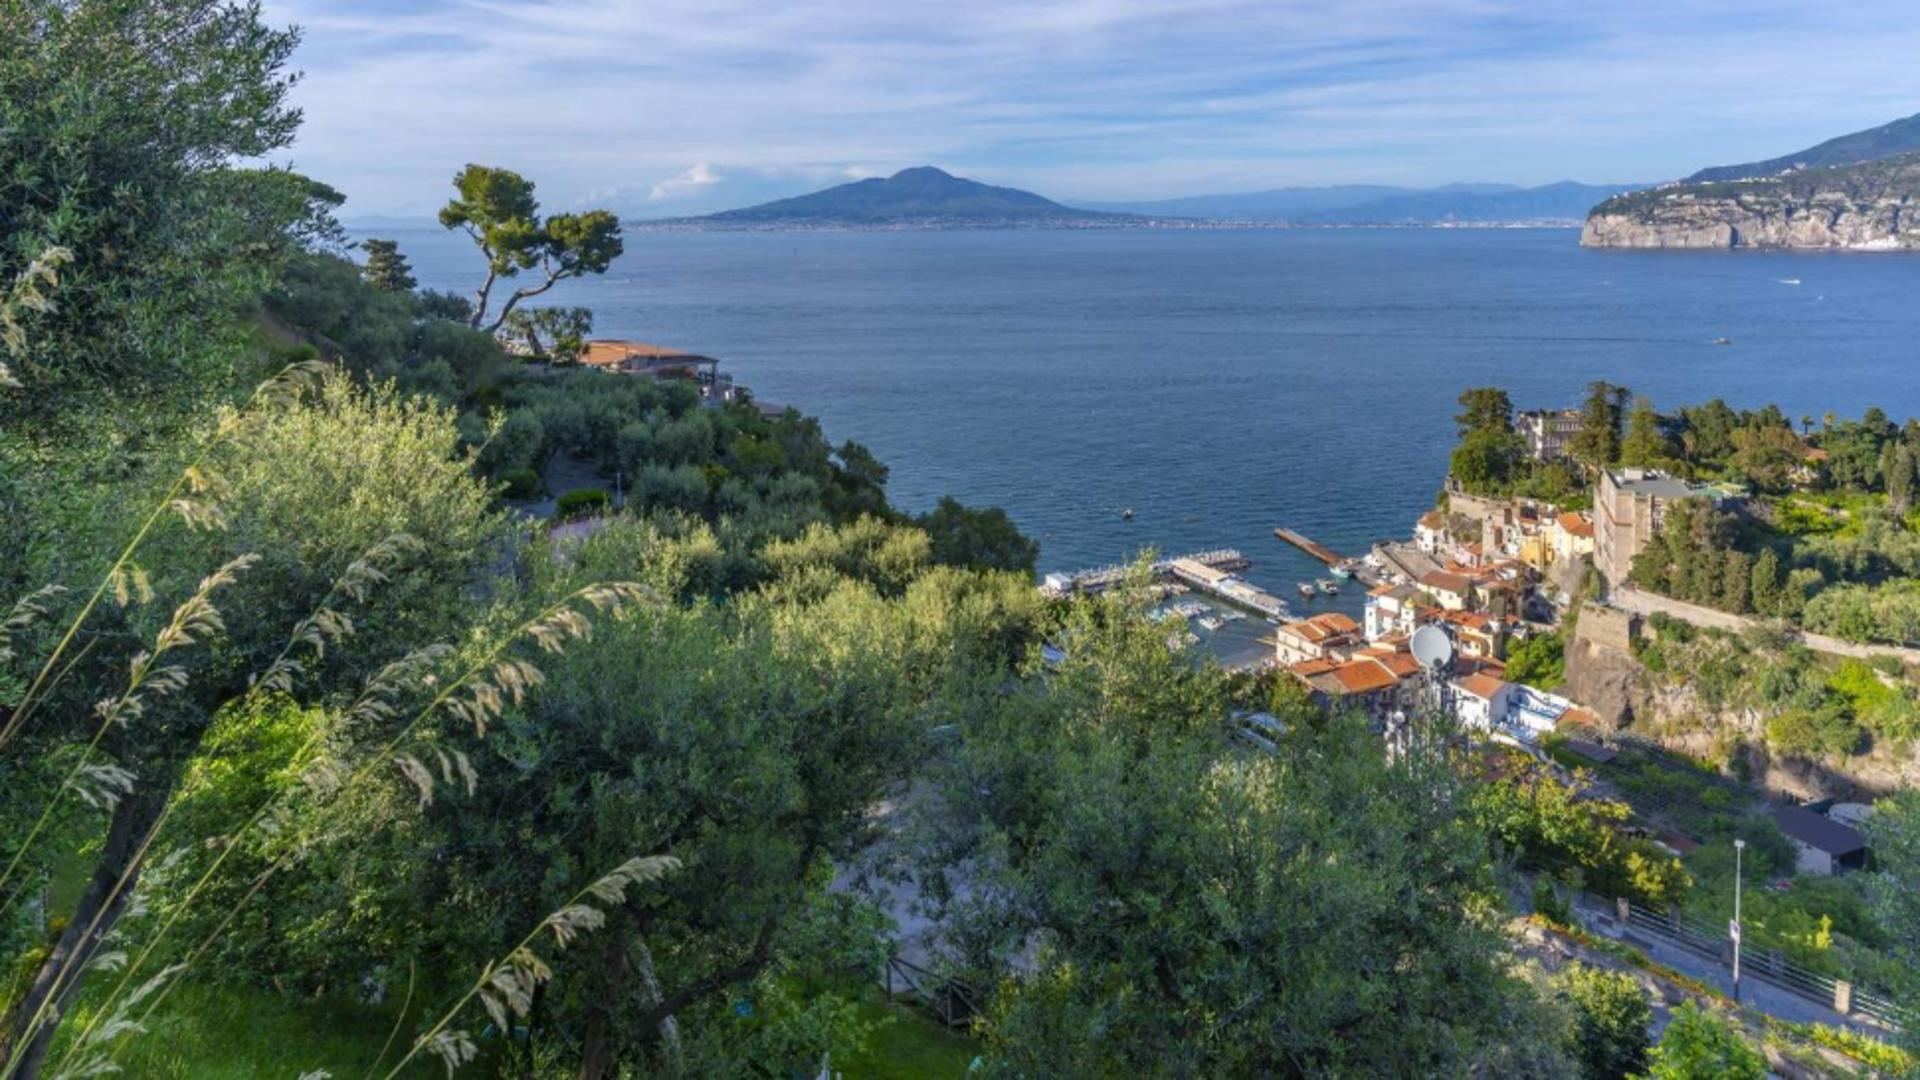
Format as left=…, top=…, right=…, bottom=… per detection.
left=500, top=466, right=542, bottom=500
left=554, top=487, right=610, bottom=519
left=1559, top=965, right=1651, bottom=1080
left=1643, top=1002, right=1763, bottom=1079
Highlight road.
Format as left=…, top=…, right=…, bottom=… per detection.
left=1608, top=586, right=1920, bottom=666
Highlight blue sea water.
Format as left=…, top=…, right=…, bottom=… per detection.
left=373, top=226, right=1920, bottom=619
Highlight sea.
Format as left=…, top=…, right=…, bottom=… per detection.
left=370, top=225, right=1920, bottom=658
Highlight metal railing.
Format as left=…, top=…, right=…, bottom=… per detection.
left=883, top=955, right=982, bottom=1029
left=1621, top=900, right=1910, bottom=1031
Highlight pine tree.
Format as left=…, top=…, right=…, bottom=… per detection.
left=361, top=238, right=417, bottom=292
left=1750, top=548, right=1782, bottom=616
left=1570, top=380, right=1627, bottom=472
left=1619, top=396, right=1674, bottom=469
left=1885, top=442, right=1916, bottom=515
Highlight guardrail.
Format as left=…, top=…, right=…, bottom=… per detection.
left=883, top=955, right=982, bottom=1029
left=1620, top=899, right=1909, bottom=1031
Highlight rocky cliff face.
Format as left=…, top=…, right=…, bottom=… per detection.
left=1581, top=152, right=1920, bottom=250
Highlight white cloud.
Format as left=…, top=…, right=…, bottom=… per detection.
left=647, top=163, right=721, bottom=201
left=263, top=0, right=1920, bottom=215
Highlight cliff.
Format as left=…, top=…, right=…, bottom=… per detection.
left=1580, top=151, right=1920, bottom=250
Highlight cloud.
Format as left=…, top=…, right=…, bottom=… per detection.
left=647, top=163, right=721, bottom=202
left=263, top=0, right=1920, bottom=215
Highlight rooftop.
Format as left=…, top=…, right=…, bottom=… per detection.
left=1769, top=803, right=1867, bottom=857
left=1556, top=512, right=1594, bottom=538
left=1607, top=468, right=1708, bottom=501
left=1418, top=570, right=1472, bottom=595
left=1453, top=671, right=1509, bottom=700
left=580, top=340, right=718, bottom=369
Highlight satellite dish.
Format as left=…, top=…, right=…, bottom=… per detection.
left=1410, top=625, right=1454, bottom=671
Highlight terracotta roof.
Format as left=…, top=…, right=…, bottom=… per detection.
left=1307, top=612, right=1360, bottom=635
left=1556, top=512, right=1594, bottom=538
left=1420, top=570, right=1471, bottom=595
left=1373, top=652, right=1422, bottom=678
left=1560, top=705, right=1601, bottom=730
left=1288, top=658, right=1339, bottom=677
left=1453, top=672, right=1509, bottom=700
left=580, top=340, right=716, bottom=369
left=1329, top=660, right=1400, bottom=694
left=1802, top=446, right=1831, bottom=462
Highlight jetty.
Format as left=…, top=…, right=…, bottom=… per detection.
left=1041, top=549, right=1287, bottom=620
left=1272, top=527, right=1345, bottom=565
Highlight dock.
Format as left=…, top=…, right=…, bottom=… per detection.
left=1040, top=549, right=1287, bottom=620
left=1272, top=527, right=1346, bottom=566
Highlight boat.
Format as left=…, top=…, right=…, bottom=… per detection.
left=1316, top=579, right=1339, bottom=595
left=1199, top=616, right=1226, bottom=631
left=1778, top=278, right=1802, bottom=286
left=1120, top=507, right=1134, bottom=520
left=1297, top=583, right=1315, bottom=599
left=1329, top=562, right=1354, bottom=579
left=1712, top=337, right=1733, bottom=346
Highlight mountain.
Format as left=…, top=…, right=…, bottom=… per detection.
left=1583, top=151, right=1920, bottom=250
left=1298, top=181, right=1639, bottom=225
left=680, top=166, right=1127, bottom=228
left=1077, top=181, right=1628, bottom=224
left=1686, top=111, right=1920, bottom=183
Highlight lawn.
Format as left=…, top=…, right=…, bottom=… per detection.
left=838, top=989, right=981, bottom=1078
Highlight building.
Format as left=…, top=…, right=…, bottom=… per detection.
left=1516, top=408, right=1581, bottom=462
left=1594, top=468, right=1719, bottom=586
left=1414, top=510, right=1448, bottom=555
left=1416, top=570, right=1473, bottom=611
left=1364, top=582, right=1421, bottom=642
left=579, top=340, right=738, bottom=404
left=1273, top=612, right=1363, bottom=665
left=1450, top=671, right=1515, bottom=733
left=1289, top=655, right=1415, bottom=721
left=1550, top=511, right=1596, bottom=565
left=1768, top=803, right=1868, bottom=876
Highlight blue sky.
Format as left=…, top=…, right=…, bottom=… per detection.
left=262, top=0, right=1920, bottom=218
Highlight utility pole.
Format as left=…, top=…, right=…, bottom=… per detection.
left=1731, top=838, right=1745, bottom=1003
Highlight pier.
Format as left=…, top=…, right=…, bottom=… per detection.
left=1272, top=527, right=1346, bottom=566
left=1040, top=549, right=1288, bottom=620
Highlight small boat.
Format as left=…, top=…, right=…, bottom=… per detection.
left=1120, top=508, right=1134, bottom=520
left=1297, top=583, right=1315, bottom=599
left=1199, top=616, right=1226, bottom=631
left=1316, top=579, right=1340, bottom=595
left=1778, top=278, right=1802, bottom=286
left=1712, top=337, right=1733, bottom=346
left=1329, top=563, right=1353, bottom=580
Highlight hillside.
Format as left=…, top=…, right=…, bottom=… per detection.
left=1081, top=181, right=1629, bottom=224
left=1688, top=110, right=1920, bottom=183
left=684, top=166, right=1128, bottom=228
left=1583, top=151, right=1920, bottom=249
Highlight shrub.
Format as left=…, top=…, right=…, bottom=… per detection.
left=1643, top=1002, right=1763, bottom=1080
left=500, top=466, right=542, bottom=500
left=1559, top=965, right=1651, bottom=1080
left=555, top=487, right=610, bottom=519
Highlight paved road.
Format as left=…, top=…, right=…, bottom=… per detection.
left=1608, top=586, right=1920, bottom=666
left=1568, top=893, right=1892, bottom=1036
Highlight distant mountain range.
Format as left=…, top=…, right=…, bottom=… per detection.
left=673, top=166, right=1125, bottom=228
left=1079, top=181, right=1639, bottom=224
left=1686, top=111, right=1920, bottom=183
left=653, top=167, right=1640, bottom=229
left=1584, top=111, right=1920, bottom=250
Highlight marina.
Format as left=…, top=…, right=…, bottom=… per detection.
left=1042, top=548, right=1290, bottom=624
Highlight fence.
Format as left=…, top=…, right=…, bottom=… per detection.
left=1619, top=899, right=1909, bottom=1030
left=883, top=954, right=982, bottom=1029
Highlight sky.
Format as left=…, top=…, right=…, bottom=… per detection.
left=261, top=0, right=1920, bottom=219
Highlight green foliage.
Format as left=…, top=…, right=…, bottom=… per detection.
left=1558, top=965, right=1651, bottom=1080
left=1865, top=791, right=1920, bottom=1058
left=553, top=486, right=609, bottom=519
left=498, top=467, right=542, bottom=500
left=359, top=239, right=417, bottom=293
left=1451, top=427, right=1526, bottom=493
left=1506, top=632, right=1566, bottom=690
left=915, top=497, right=1040, bottom=576
left=1641, top=1002, right=1764, bottom=1080
left=1764, top=702, right=1862, bottom=757
left=1619, top=396, right=1678, bottom=470
left=0, top=0, right=308, bottom=409
left=439, top=165, right=624, bottom=333
left=1456, top=387, right=1515, bottom=438
left=1570, top=381, right=1628, bottom=472
left=1803, top=579, right=1920, bottom=646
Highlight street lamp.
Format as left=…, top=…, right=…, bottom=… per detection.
left=1731, top=838, right=1746, bottom=1003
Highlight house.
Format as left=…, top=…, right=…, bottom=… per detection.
left=1416, top=570, right=1473, bottom=611
left=1290, top=656, right=1414, bottom=721
left=1450, top=672, right=1515, bottom=734
left=1414, top=510, right=1448, bottom=555
left=1550, top=512, right=1596, bottom=564
left=1364, top=582, right=1421, bottom=642
left=580, top=340, right=738, bottom=404
left=1273, top=612, right=1363, bottom=665
left=1517, top=408, right=1581, bottom=462
left=1594, top=468, right=1722, bottom=586
left=1433, top=609, right=1505, bottom=660
left=1768, top=803, right=1868, bottom=876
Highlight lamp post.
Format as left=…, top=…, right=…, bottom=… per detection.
left=1731, top=838, right=1746, bottom=1003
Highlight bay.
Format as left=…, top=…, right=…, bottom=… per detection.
left=371, top=226, right=1920, bottom=619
